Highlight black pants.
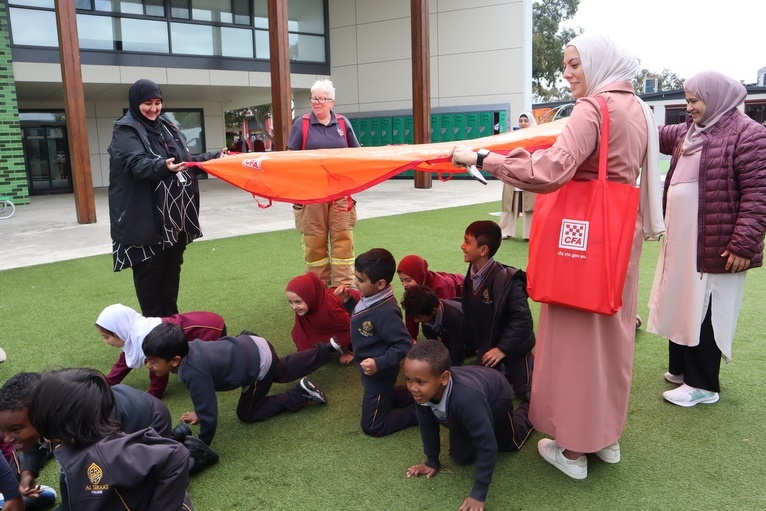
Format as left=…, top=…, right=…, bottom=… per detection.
left=450, top=400, right=534, bottom=465
left=236, top=342, right=333, bottom=423
left=668, top=302, right=722, bottom=393
left=359, top=367, right=418, bottom=437
left=476, top=351, right=534, bottom=403
left=132, top=240, right=187, bottom=317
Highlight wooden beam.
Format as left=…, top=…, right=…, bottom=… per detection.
left=268, top=0, right=292, bottom=151
left=55, top=0, right=96, bottom=223
left=411, top=0, right=432, bottom=188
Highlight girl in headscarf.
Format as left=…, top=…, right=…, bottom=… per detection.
left=107, top=79, right=226, bottom=319
left=285, top=272, right=358, bottom=364
left=96, top=303, right=226, bottom=398
left=396, top=254, right=464, bottom=339
left=648, top=71, right=766, bottom=407
left=453, top=33, right=664, bottom=483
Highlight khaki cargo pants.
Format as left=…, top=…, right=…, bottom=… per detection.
left=293, top=197, right=357, bottom=287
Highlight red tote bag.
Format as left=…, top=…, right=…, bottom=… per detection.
left=525, top=97, right=639, bottom=315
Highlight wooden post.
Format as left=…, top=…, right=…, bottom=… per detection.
left=55, top=0, right=96, bottom=223
left=411, top=0, right=432, bottom=189
left=268, top=0, right=292, bottom=151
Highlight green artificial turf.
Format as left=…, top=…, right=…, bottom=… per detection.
left=1, top=201, right=765, bottom=510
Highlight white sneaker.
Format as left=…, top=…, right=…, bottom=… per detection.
left=664, top=372, right=683, bottom=384
left=662, top=383, right=719, bottom=407
left=594, top=441, right=620, bottom=463
left=538, top=438, right=587, bottom=480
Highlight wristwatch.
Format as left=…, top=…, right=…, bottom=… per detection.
left=475, top=148, right=490, bottom=169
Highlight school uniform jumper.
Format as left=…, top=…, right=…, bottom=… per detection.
left=178, top=335, right=333, bottom=446
left=416, top=365, right=533, bottom=502
left=350, top=288, right=418, bottom=436
left=421, top=299, right=471, bottom=366
left=462, top=260, right=535, bottom=401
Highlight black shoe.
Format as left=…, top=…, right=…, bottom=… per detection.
left=184, top=436, right=220, bottom=474
left=170, top=422, right=192, bottom=443
left=299, top=377, right=327, bottom=404
left=238, top=329, right=258, bottom=336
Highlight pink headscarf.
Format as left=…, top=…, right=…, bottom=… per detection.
left=682, top=70, right=747, bottom=155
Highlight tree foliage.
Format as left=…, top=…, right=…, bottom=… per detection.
left=532, top=0, right=581, bottom=102
left=633, top=68, right=686, bottom=93
left=225, top=104, right=273, bottom=141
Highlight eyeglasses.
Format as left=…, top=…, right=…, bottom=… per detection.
left=309, top=96, right=333, bottom=104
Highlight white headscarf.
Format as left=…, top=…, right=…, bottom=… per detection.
left=567, top=33, right=665, bottom=241
left=96, top=304, right=162, bottom=369
left=566, top=33, right=639, bottom=96
left=518, top=111, right=538, bottom=127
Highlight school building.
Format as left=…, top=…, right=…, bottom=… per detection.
left=0, top=0, right=533, bottom=206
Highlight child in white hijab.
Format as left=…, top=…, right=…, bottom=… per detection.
left=96, top=304, right=227, bottom=398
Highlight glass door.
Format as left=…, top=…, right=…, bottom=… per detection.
left=22, top=124, right=72, bottom=195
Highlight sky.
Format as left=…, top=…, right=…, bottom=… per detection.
left=561, top=0, right=765, bottom=84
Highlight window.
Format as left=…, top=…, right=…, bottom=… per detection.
left=745, top=101, right=766, bottom=125
left=163, top=110, right=206, bottom=154
left=9, top=0, right=53, bottom=7
left=9, top=8, right=58, bottom=47
left=170, top=22, right=213, bottom=55
left=78, top=14, right=116, bottom=50
left=665, top=106, right=687, bottom=125
left=122, top=18, right=169, bottom=53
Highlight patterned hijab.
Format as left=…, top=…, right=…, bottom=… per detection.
left=682, top=70, right=747, bottom=155
left=286, top=272, right=352, bottom=351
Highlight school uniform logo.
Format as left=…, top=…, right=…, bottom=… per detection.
left=358, top=321, right=374, bottom=337
left=337, top=127, right=346, bottom=138
left=559, top=219, right=589, bottom=251
left=482, top=289, right=493, bottom=304
left=86, top=462, right=110, bottom=493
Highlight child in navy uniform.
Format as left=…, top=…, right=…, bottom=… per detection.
left=0, top=370, right=217, bottom=511
left=142, top=323, right=341, bottom=446
left=404, top=340, right=533, bottom=511
left=461, top=221, right=535, bottom=401
left=337, top=248, right=418, bottom=437
left=96, top=303, right=226, bottom=398
left=401, top=285, right=470, bottom=366
left=27, top=368, right=193, bottom=511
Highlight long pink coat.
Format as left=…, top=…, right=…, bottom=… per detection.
left=483, top=82, right=646, bottom=452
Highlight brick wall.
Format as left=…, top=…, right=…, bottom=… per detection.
left=0, top=1, right=29, bottom=205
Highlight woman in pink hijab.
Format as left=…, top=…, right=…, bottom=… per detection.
left=452, top=33, right=664, bottom=482
left=648, top=71, right=766, bottom=408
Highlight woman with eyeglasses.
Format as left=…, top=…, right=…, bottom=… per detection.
left=287, top=79, right=361, bottom=287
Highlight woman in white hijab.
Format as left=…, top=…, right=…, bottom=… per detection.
left=453, top=33, right=664, bottom=481
left=648, top=71, right=766, bottom=407
left=499, top=112, right=539, bottom=240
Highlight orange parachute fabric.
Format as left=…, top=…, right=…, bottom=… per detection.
left=188, top=119, right=564, bottom=205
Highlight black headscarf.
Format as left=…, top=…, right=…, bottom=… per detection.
left=128, top=79, right=163, bottom=129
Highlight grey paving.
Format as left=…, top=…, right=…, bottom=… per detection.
left=0, top=177, right=502, bottom=271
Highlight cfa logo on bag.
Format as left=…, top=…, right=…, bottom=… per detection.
left=558, top=219, right=589, bottom=251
